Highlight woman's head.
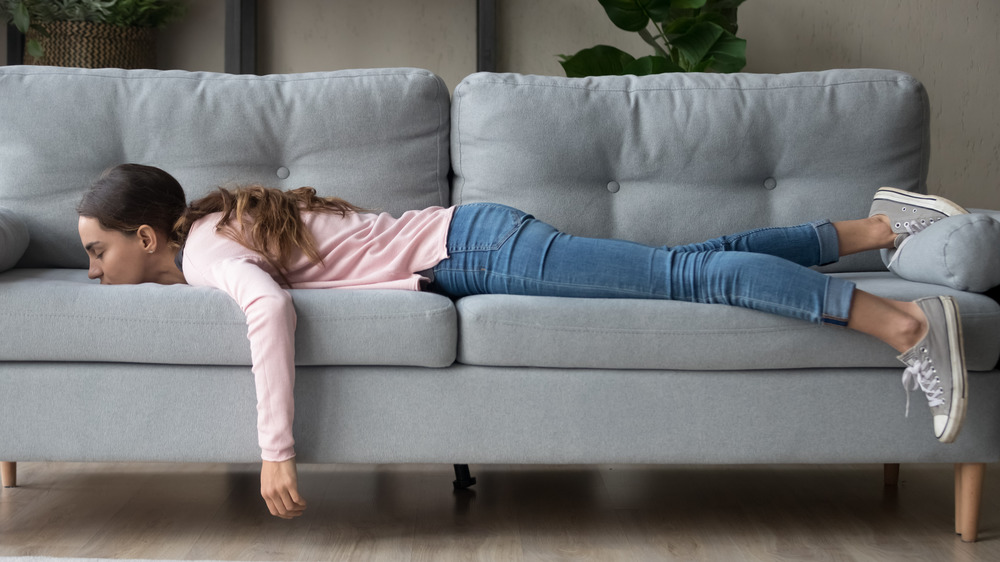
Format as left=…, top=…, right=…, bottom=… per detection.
left=77, top=164, right=187, bottom=284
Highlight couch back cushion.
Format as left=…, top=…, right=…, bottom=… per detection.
left=452, top=69, right=930, bottom=272
left=0, top=66, right=451, bottom=269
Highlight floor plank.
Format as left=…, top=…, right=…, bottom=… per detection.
left=0, top=462, right=997, bottom=561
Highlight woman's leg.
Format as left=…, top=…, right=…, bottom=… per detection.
left=432, top=204, right=855, bottom=325
left=847, top=290, right=924, bottom=353
left=432, top=203, right=964, bottom=441
left=668, top=215, right=896, bottom=263
left=667, top=220, right=840, bottom=267
left=833, top=215, right=897, bottom=256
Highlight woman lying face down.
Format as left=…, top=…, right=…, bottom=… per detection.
left=77, top=165, right=187, bottom=286
left=77, top=163, right=970, bottom=519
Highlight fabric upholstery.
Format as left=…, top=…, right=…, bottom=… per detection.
left=0, top=269, right=456, bottom=367
left=452, top=69, right=930, bottom=274
left=3, top=362, right=998, bottom=464
left=456, top=272, right=1000, bottom=372
left=881, top=212, right=1000, bottom=292
left=3, top=67, right=1000, bottom=470
left=0, top=66, right=451, bottom=269
left=0, top=206, right=28, bottom=271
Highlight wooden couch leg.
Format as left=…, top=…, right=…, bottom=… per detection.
left=955, top=463, right=985, bottom=542
left=1, top=462, right=15, bottom=488
left=884, top=463, right=900, bottom=486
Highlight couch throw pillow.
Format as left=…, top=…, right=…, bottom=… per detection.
left=881, top=212, right=1000, bottom=293
left=0, top=207, right=30, bottom=272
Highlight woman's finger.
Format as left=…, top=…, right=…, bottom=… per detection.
left=289, top=488, right=307, bottom=509
left=263, top=496, right=279, bottom=517
left=278, top=489, right=304, bottom=515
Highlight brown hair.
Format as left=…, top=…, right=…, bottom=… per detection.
left=79, top=164, right=366, bottom=286
left=78, top=164, right=188, bottom=246
left=174, top=184, right=366, bottom=285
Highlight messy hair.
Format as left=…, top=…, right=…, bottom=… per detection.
left=174, top=184, right=367, bottom=286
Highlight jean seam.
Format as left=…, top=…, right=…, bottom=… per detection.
left=447, top=205, right=525, bottom=253
left=433, top=267, right=659, bottom=298
left=724, top=226, right=788, bottom=248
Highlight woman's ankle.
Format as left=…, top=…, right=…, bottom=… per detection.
left=894, top=301, right=928, bottom=352
left=833, top=216, right=896, bottom=256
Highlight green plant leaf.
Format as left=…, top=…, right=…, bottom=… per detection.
left=557, top=0, right=747, bottom=76
left=26, top=38, right=43, bottom=59
left=704, top=32, right=746, bottom=72
left=690, top=58, right=714, bottom=72
left=641, top=0, right=676, bottom=22
left=598, top=0, right=673, bottom=32
left=669, top=20, right=724, bottom=70
left=12, top=1, right=30, bottom=32
left=637, top=28, right=668, bottom=58
left=703, top=0, right=743, bottom=34
left=623, top=55, right=684, bottom=75
left=663, top=15, right=697, bottom=36
left=558, top=45, right=636, bottom=77
left=670, top=0, right=707, bottom=9
left=598, top=0, right=649, bottom=32
left=705, top=0, right=748, bottom=10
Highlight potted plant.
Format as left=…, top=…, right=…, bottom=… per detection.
left=2, top=0, right=185, bottom=69
left=559, top=0, right=749, bottom=77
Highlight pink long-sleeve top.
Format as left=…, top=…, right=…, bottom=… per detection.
left=181, top=206, right=456, bottom=462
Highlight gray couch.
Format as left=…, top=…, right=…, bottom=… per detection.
left=1, top=66, right=998, bottom=541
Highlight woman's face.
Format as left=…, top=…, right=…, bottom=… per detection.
left=78, top=216, right=150, bottom=285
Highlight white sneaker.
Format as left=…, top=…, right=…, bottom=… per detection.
left=870, top=187, right=968, bottom=247
left=898, top=296, right=968, bottom=443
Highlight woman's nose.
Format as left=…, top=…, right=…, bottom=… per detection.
left=88, top=260, right=102, bottom=280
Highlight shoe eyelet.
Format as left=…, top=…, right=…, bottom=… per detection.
left=901, top=207, right=907, bottom=211
left=913, top=208, right=917, bottom=213
left=895, top=222, right=902, bottom=228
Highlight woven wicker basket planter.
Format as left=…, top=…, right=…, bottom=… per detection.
left=24, top=21, right=156, bottom=69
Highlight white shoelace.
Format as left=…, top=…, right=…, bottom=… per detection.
left=901, top=357, right=945, bottom=417
left=886, top=219, right=933, bottom=269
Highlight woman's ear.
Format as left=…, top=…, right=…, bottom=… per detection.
left=136, top=225, right=158, bottom=254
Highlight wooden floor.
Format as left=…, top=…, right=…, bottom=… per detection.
left=0, top=461, right=997, bottom=561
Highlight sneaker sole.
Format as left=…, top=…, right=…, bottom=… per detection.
left=874, top=187, right=969, bottom=217
left=936, top=296, right=968, bottom=443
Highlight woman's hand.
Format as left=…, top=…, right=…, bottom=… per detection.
left=260, top=458, right=307, bottom=519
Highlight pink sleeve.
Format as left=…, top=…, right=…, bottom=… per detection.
left=208, top=257, right=297, bottom=462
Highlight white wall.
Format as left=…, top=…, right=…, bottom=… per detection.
left=4, top=0, right=999, bottom=207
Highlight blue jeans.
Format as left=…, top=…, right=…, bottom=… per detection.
left=429, top=203, right=856, bottom=326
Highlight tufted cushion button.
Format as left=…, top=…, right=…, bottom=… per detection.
left=276, top=166, right=290, bottom=179
left=764, top=177, right=777, bottom=190
left=607, top=181, right=620, bottom=193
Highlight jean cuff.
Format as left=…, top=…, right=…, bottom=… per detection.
left=821, top=276, right=856, bottom=327
left=810, top=219, right=840, bottom=266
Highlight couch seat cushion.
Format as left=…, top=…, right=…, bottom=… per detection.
left=456, top=272, right=1000, bottom=371
left=0, top=269, right=455, bottom=367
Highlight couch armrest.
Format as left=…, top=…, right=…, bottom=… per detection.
left=881, top=209, right=1000, bottom=293
left=0, top=207, right=29, bottom=272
